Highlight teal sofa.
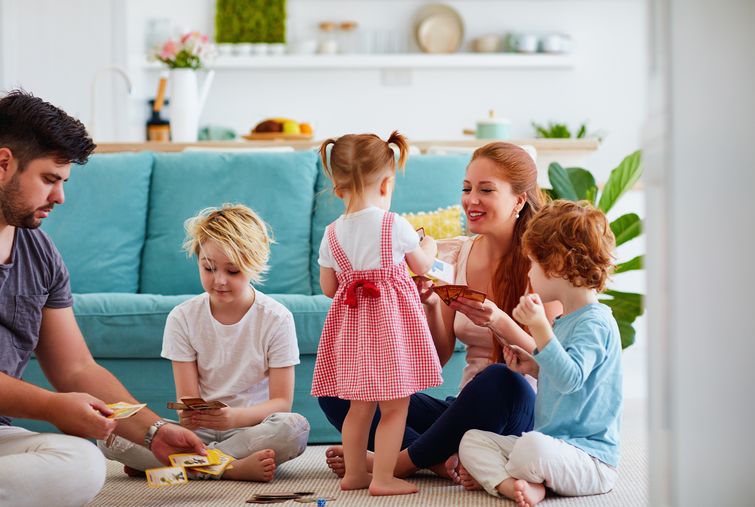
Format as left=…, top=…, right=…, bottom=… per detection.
left=15, top=150, right=472, bottom=443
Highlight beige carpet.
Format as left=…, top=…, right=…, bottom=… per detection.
left=88, top=437, right=646, bottom=506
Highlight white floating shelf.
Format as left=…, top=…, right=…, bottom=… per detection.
left=144, top=53, right=574, bottom=71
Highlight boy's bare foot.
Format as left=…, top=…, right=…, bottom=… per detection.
left=340, top=472, right=372, bottom=490
left=325, top=446, right=375, bottom=478
left=223, top=449, right=276, bottom=482
left=458, top=463, right=482, bottom=491
left=369, top=477, right=419, bottom=496
left=513, top=479, right=546, bottom=507
left=123, top=465, right=145, bottom=478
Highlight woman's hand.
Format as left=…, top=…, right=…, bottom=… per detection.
left=186, top=407, right=240, bottom=431
left=450, top=296, right=505, bottom=329
left=503, top=344, right=539, bottom=378
left=413, top=276, right=439, bottom=305
left=512, top=293, right=549, bottom=329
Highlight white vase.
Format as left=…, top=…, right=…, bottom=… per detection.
left=169, top=68, right=215, bottom=142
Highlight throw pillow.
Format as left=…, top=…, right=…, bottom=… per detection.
left=400, top=205, right=465, bottom=239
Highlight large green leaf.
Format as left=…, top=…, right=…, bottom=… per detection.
left=616, top=319, right=636, bottom=349
left=548, top=162, right=578, bottom=201
left=600, top=290, right=644, bottom=322
left=597, top=150, right=642, bottom=213
left=610, top=213, right=643, bottom=247
left=566, top=167, right=598, bottom=204
left=615, top=255, right=644, bottom=274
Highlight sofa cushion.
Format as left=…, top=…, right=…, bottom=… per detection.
left=41, top=152, right=154, bottom=293
left=140, top=151, right=318, bottom=295
left=74, top=292, right=332, bottom=358
left=310, top=154, right=471, bottom=294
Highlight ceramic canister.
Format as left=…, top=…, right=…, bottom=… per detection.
left=476, top=114, right=511, bottom=139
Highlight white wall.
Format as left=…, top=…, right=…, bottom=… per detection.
left=1, top=0, right=647, bottom=183
left=647, top=0, right=755, bottom=504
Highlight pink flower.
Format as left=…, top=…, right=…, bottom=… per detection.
left=160, top=40, right=178, bottom=60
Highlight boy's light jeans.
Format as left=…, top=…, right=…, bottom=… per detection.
left=459, top=429, right=617, bottom=498
left=98, top=412, right=310, bottom=474
left=0, top=426, right=106, bottom=507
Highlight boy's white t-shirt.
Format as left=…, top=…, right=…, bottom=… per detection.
left=318, top=207, right=420, bottom=272
left=161, top=291, right=299, bottom=408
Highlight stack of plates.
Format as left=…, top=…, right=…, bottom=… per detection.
left=414, top=4, right=465, bottom=53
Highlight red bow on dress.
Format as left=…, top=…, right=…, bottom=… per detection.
left=344, top=280, right=380, bottom=308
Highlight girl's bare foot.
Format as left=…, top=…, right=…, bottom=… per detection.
left=223, top=449, right=276, bottom=482
left=369, top=477, right=419, bottom=496
left=513, top=479, right=546, bottom=507
left=458, top=463, right=482, bottom=491
left=340, top=472, right=372, bottom=490
left=123, top=465, right=145, bottom=478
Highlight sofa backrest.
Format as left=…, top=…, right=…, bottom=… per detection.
left=310, top=154, right=472, bottom=294
left=139, top=151, right=318, bottom=295
left=42, top=152, right=154, bottom=293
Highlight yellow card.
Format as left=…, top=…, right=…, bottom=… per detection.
left=169, top=452, right=219, bottom=468
left=106, top=402, right=147, bottom=419
left=145, top=466, right=188, bottom=488
left=192, top=449, right=235, bottom=475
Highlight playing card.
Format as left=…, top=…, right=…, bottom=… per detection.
left=416, top=227, right=425, bottom=241
left=169, top=452, right=219, bottom=468
left=145, top=466, right=188, bottom=488
left=171, top=397, right=228, bottom=411
left=432, top=285, right=487, bottom=305
left=427, top=258, right=455, bottom=284
left=191, top=449, right=235, bottom=475
left=106, top=402, right=147, bottom=420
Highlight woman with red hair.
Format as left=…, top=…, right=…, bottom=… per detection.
left=318, top=142, right=561, bottom=485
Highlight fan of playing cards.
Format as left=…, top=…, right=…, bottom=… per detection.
left=145, top=448, right=235, bottom=487
left=167, top=396, right=228, bottom=411
left=106, top=402, right=147, bottom=419
left=432, top=285, right=487, bottom=306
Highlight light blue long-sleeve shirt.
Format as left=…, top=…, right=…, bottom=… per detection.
left=533, top=302, right=623, bottom=467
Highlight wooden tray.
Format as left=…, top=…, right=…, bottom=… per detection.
left=242, top=132, right=313, bottom=141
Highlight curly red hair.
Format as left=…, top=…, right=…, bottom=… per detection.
left=522, top=200, right=615, bottom=292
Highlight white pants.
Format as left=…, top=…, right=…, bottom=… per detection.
left=459, top=430, right=617, bottom=498
left=0, top=426, right=106, bottom=507
left=99, top=412, right=310, bottom=473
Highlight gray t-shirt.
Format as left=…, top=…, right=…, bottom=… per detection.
left=0, top=227, right=72, bottom=426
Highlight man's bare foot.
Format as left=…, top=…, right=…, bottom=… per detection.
left=513, top=479, right=546, bottom=507
left=223, top=449, right=276, bottom=482
left=123, top=465, right=145, bottom=478
left=369, top=477, right=419, bottom=496
left=458, top=463, right=482, bottom=491
left=340, top=472, right=372, bottom=490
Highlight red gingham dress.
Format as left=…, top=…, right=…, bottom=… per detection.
left=311, top=211, right=443, bottom=401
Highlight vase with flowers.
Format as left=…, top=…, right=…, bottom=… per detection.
left=150, top=31, right=216, bottom=142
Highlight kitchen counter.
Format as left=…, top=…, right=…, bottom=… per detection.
left=93, top=138, right=599, bottom=154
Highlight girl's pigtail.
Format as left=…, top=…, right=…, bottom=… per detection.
left=319, top=138, right=337, bottom=179
left=387, top=130, right=409, bottom=170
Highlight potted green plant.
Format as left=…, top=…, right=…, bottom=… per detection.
left=532, top=121, right=605, bottom=142
left=544, top=151, right=644, bottom=349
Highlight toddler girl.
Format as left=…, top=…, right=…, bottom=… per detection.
left=311, top=132, right=443, bottom=496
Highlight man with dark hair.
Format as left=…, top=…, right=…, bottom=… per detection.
left=0, top=90, right=205, bottom=506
